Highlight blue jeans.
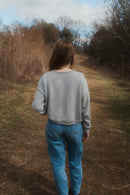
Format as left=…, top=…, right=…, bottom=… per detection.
left=45, top=119, right=83, bottom=195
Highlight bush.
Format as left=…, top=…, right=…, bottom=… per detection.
left=0, top=24, right=50, bottom=81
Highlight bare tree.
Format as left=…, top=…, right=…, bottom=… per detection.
left=104, top=0, right=130, bottom=45
left=56, top=16, right=73, bottom=29
left=56, top=16, right=86, bottom=47
left=71, top=19, right=86, bottom=46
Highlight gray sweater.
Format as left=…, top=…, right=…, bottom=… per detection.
left=32, top=70, right=91, bottom=134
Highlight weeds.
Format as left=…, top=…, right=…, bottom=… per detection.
left=0, top=25, right=50, bottom=82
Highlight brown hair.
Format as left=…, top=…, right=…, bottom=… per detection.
left=49, top=40, right=74, bottom=71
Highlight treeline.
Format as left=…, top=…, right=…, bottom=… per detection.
left=0, top=17, right=85, bottom=81
left=88, top=0, right=130, bottom=77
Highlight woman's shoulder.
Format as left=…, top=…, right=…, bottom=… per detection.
left=72, top=70, right=85, bottom=76
left=72, top=70, right=87, bottom=81
left=40, top=71, right=53, bottom=80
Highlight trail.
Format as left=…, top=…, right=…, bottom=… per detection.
left=0, top=54, right=129, bottom=195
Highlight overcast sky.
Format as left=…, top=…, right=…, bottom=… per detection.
left=0, top=0, right=106, bottom=27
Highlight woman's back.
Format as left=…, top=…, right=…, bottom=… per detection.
left=32, top=69, right=91, bottom=131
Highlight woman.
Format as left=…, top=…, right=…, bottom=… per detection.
left=32, top=40, right=91, bottom=195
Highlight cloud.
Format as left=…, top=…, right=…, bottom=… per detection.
left=0, top=0, right=106, bottom=26
left=0, top=0, right=9, bottom=11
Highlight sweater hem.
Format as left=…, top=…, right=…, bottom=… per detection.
left=48, top=118, right=82, bottom=125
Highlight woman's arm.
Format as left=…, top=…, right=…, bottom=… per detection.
left=81, top=75, right=91, bottom=136
left=32, top=76, right=47, bottom=115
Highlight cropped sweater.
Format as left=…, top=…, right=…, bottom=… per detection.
left=32, top=70, right=91, bottom=134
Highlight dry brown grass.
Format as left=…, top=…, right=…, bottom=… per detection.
left=0, top=54, right=130, bottom=195
left=0, top=27, right=51, bottom=82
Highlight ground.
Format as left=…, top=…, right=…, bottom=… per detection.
left=0, top=54, right=130, bottom=195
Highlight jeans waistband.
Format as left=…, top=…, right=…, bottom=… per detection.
left=47, top=119, right=81, bottom=126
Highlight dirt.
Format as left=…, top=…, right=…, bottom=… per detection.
left=0, top=54, right=129, bottom=195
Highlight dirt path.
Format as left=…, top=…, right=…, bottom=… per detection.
left=0, top=54, right=129, bottom=195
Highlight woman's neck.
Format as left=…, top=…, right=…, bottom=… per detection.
left=55, top=64, right=72, bottom=72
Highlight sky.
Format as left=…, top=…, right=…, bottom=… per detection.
left=0, top=0, right=106, bottom=27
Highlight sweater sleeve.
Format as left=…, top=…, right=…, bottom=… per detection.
left=81, top=75, right=91, bottom=134
left=32, top=76, right=47, bottom=115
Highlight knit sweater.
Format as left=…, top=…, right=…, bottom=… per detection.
left=32, top=70, right=91, bottom=134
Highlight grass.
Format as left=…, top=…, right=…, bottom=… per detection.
left=0, top=55, right=130, bottom=195
left=94, top=75, right=130, bottom=137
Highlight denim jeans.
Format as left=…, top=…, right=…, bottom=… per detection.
left=45, top=119, right=83, bottom=195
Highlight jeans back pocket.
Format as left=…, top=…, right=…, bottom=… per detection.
left=46, top=120, right=62, bottom=138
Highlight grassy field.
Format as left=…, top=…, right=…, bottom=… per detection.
left=0, top=54, right=130, bottom=195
